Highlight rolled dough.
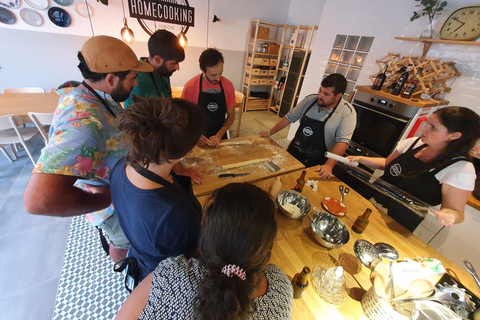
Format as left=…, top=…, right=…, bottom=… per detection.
left=221, top=158, right=269, bottom=170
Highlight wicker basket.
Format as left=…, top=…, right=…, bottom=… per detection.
left=266, top=43, right=280, bottom=55
left=257, top=26, right=270, bottom=40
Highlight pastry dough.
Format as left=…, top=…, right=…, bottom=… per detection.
left=221, top=158, right=269, bottom=170
left=219, top=140, right=252, bottom=146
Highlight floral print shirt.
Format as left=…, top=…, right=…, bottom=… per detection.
left=33, top=81, right=126, bottom=226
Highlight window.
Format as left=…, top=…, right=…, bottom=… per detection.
left=325, top=35, right=374, bottom=99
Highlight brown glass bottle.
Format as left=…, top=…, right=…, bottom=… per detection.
left=292, top=266, right=310, bottom=299
left=352, top=208, right=372, bottom=234
left=293, top=170, right=307, bottom=192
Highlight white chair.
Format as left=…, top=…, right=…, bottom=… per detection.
left=0, top=144, right=14, bottom=163
left=3, top=87, right=46, bottom=94
left=28, top=112, right=54, bottom=145
left=0, top=115, right=39, bottom=165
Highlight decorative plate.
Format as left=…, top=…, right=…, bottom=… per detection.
left=25, top=0, right=48, bottom=10
left=20, top=8, right=42, bottom=26
left=48, top=6, right=71, bottom=27
left=74, top=1, right=92, bottom=18
left=53, top=0, right=72, bottom=6
left=0, top=0, right=20, bottom=9
left=0, top=7, right=15, bottom=24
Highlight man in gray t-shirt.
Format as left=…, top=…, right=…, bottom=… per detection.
left=259, top=74, right=356, bottom=178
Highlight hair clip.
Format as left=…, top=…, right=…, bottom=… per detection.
left=221, top=264, right=246, bottom=280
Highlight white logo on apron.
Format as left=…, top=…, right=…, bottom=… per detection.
left=207, top=102, right=218, bottom=112
left=302, top=126, right=313, bottom=137
left=389, top=163, right=402, bottom=177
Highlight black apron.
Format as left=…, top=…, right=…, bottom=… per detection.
left=198, top=74, right=227, bottom=138
left=382, top=137, right=469, bottom=206
left=287, top=100, right=337, bottom=167
left=131, top=163, right=202, bottom=214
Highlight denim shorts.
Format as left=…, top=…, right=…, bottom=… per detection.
left=98, top=213, right=130, bottom=249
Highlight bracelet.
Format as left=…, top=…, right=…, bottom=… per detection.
left=268, top=130, right=271, bottom=137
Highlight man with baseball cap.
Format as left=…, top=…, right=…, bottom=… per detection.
left=23, top=35, right=153, bottom=262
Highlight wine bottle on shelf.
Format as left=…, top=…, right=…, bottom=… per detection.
left=392, top=64, right=412, bottom=96
left=371, top=65, right=388, bottom=91
left=401, top=68, right=423, bottom=99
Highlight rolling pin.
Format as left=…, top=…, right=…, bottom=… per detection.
left=325, top=152, right=358, bottom=167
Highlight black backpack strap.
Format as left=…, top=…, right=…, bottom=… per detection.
left=114, top=257, right=141, bottom=293
left=96, top=227, right=110, bottom=256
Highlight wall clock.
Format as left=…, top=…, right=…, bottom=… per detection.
left=439, top=5, right=480, bottom=41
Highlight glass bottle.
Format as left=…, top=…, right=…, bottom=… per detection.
left=292, top=266, right=310, bottom=299
left=401, top=68, right=423, bottom=99
left=352, top=208, right=372, bottom=234
left=293, top=170, right=307, bottom=192
left=371, top=65, right=388, bottom=91
left=392, top=64, right=412, bottom=96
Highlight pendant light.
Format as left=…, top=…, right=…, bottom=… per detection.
left=178, top=32, right=188, bottom=48
left=120, top=0, right=134, bottom=44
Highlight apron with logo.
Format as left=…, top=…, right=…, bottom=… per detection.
left=382, top=137, right=468, bottom=206
left=287, top=100, right=336, bottom=167
left=198, top=74, right=227, bottom=138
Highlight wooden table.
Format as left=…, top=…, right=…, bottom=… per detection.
left=0, top=92, right=59, bottom=122
left=183, top=135, right=304, bottom=197
left=198, top=166, right=478, bottom=319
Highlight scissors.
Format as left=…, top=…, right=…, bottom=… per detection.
left=339, top=185, right=350, bottom=203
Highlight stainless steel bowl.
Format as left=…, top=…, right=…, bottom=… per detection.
left=309, top=211, right=350, bottom=249
left=277, top=190, right=311, bottom=219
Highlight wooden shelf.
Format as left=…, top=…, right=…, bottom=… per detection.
left=395, top=37, right=480, bottom=59
left=355, top=85, right=449, bottom=108
left=278, top=68, right=288, bottom=72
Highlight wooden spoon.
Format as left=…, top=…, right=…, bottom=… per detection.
left=391, top=279, right=435, bottom=302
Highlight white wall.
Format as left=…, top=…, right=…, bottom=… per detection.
left=0, top=0, right=292, bottom=91
left=300, top=0, right=480, bottom=114
left=286, top=0, right=326, bottom=26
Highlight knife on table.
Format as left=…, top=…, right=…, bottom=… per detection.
left=218, top=173, right=251, bottom=178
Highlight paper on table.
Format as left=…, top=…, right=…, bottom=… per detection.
left=325, top=152, right=358, bottom=167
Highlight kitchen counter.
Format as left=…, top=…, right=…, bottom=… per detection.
left=356, top=85, right=449, bottom=108
left=198, top=166, right=478, bottom=319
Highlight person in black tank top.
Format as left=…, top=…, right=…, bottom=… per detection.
left=347, top=107, right=480, bottom=229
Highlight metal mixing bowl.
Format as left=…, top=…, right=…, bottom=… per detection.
left=309, top=211, right=350, bottom=249
left=277, top=190, right=311, bottom=219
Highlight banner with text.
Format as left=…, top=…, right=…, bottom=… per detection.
left=128, top=0, right=195, bottom=27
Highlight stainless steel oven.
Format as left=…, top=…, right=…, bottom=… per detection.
left=346, top=90, right=419, bottom=158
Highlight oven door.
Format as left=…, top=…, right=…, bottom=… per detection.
left=349, top=103, right=411, bottom=158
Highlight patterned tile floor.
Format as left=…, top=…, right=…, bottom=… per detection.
left=0, top=110, right=287, bottom=320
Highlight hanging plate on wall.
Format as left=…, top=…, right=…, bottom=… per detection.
left=20, top=8, right=43, bottom=26
left=53, top=0, right=72, bottom=6
left=48, top=6, right=71, bottom=27
left=0, top=7, right=16, bottom=24
left=0, top=0, right=20, bottom=9
left=25, top=0, right=48, bottom=10
left=74, top=1, right=92, bottom=18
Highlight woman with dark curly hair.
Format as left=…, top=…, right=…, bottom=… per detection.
left=348, top=106, right=480, bottom=231
left=116, top=183, right=293, bottom=320
left=110, top=97, right=206, bottom=284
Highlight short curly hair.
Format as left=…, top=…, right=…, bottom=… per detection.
left=116, top=97, right=205, bottom=166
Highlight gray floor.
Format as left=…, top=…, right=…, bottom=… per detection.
left=0, top=110, right=286, bottom=320
left=0, top=136, right=71, bottom=320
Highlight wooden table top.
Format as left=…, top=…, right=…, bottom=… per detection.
left=0, top=92, right=59, bottom=122
left=183, top=136, right=304, bottom=197
left=198, top=166, right=478, bottom=319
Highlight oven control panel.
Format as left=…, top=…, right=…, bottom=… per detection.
left=354, top=90, right=418, bottom=119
